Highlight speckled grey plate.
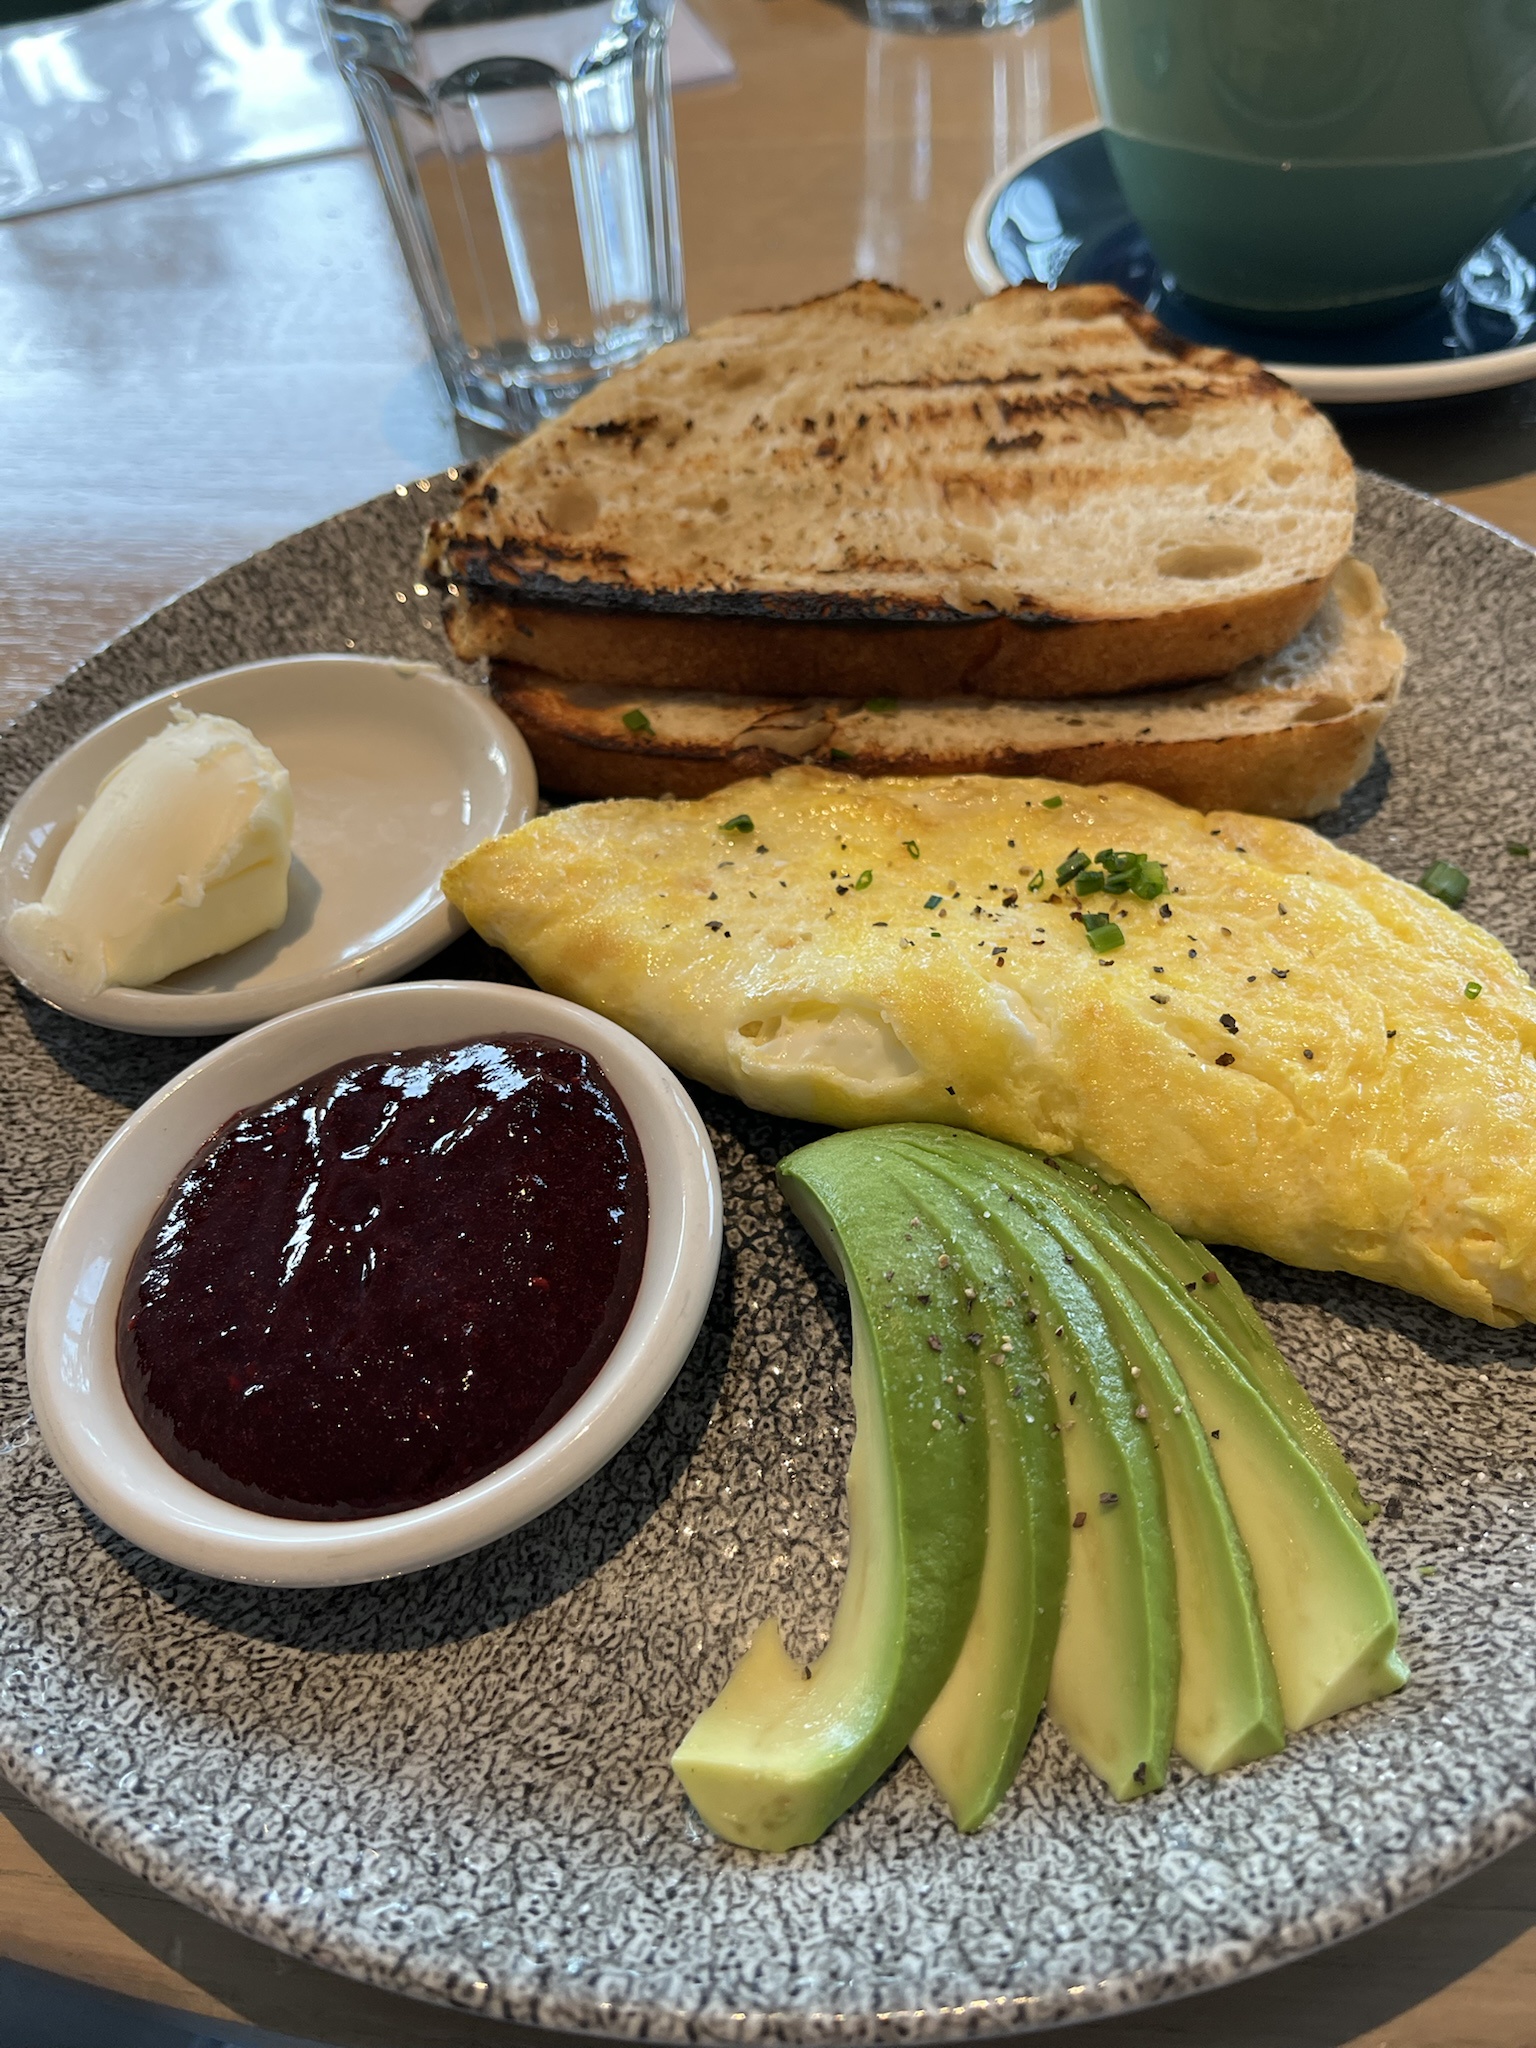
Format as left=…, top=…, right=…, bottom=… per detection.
left=3, top=473, right=1536, bottom=2042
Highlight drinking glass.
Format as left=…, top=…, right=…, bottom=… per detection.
left=324, top=0, right=686, bottom=433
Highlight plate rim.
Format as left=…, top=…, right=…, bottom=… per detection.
left=0, top=651, right=539, bottom=1037
left=964, top=121, right=1536, bottom=405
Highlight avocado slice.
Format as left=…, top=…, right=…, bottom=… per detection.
left=1003, top=1156, right=1406, bottom=1732
left=957, top=1160, right=1178, bottom=1801
left=1055, top=1164, right=1374, bottom=1525
left=1019, top=1208, right=1284, bottom=1774
left=895, top=1130, right=1282, bottom=1779
left=670, top=1135, right=989, bottom=1849
left=891, top=1163, right=1068, bottom=1832
left=1152, top=1317, right=1406, bottom=1731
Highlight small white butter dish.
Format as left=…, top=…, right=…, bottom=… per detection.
left=0, top=654, right=537, bottom=1035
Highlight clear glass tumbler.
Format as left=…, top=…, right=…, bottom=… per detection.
left=324, top=0, right=686, bottom=433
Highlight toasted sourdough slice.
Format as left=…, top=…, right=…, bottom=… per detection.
left=426, top=281, right=1356, bottom=700
left=492, top=559, right=1402, bottom=818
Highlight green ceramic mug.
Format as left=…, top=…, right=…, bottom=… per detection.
left=1080, top=0, right=1536, bottom=328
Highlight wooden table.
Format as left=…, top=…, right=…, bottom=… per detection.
left=2, top=4, right=1535, bottom=2040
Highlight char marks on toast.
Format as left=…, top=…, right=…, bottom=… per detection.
left=426, top=282, right=1356, bottom=699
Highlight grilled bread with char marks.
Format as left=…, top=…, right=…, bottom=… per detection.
left=489, top=560, right=1402, bottom=817
left=426, top=281, right=1356, bottom=700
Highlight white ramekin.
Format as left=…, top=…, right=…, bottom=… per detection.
left=27, top=980, right=722, bottom=1586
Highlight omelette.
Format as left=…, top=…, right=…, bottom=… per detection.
left=444, top=769, right=1536, bottom=1326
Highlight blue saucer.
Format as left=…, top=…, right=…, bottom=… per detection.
left=967, top=125, right=1536, bottom=405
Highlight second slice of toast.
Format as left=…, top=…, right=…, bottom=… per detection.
left=490, top=560, right=1402, bottom=819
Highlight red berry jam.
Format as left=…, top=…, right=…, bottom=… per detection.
left=117, top=1034, right=648, bottom=1520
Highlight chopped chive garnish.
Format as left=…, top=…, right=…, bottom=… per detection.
left=1082, top=912, right=1124, bottom=954
left=1419, top=859, right=1468, bottom=908
left=1509, top=842, right=1531, bottom=857
left=721, top=814, right=754, bottom=833
left=904, top=839, right=920, bottom=858
left=925, top=893, right=944, bottom=910
left=829, top=747, right=853, bottom=762
left=865, top=697, right=898, bottom=716
left=1042, top=794, right=1064, bottom=809
left=855, top=869, right=873, bottom=890
left=621, top=707, right=653, bottom=733
left=1027, top=869, right=1045, bottom=892
left=1466, top=981, right=1483, bottom=999
left=1063, top=847, right=1170, bottom=903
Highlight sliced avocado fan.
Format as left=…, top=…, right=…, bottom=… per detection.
left=672, top=1124, right=1406, bottom=1850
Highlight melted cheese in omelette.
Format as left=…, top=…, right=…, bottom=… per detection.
left=444, top=768, right=1536, bottom=1326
